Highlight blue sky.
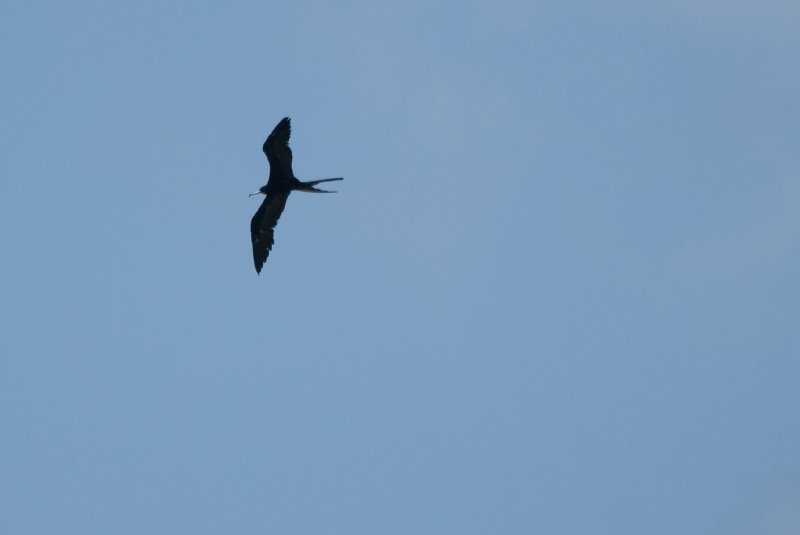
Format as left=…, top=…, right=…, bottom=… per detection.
left=2, top=1, right=799, bottom=533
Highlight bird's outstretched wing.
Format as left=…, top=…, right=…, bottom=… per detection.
left=250, top=192, right=290, bottom=274
left=263, top=117, right=294, bottom=190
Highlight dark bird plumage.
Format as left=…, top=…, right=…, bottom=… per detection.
left=249, top=117, right=342, bottom=274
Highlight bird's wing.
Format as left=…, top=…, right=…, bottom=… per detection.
left=262, top=117, right=294, bottom=188
left=250, top=192, right=290, bottom=274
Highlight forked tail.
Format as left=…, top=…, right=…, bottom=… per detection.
left=299, top=177, right=343, bottom=193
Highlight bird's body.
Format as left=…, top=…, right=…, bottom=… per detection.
left=249, top=117, right=342, bottom=274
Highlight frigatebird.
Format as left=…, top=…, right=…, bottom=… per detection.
left=249, top=117, right=342, bottom=274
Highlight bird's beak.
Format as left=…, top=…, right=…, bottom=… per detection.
left=249, top=191, right=261, bottom=197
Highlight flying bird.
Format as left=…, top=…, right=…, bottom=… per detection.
left=249, top=117, right=342, bottom=274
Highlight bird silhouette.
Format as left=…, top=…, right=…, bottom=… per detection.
left=249, top=117, right=342, bottom=274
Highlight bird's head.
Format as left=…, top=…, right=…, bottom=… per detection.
left=249, top=185, right=268, bottom=197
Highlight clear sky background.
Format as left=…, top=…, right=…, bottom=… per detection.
left=2, top=1, right=799, bottom=534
